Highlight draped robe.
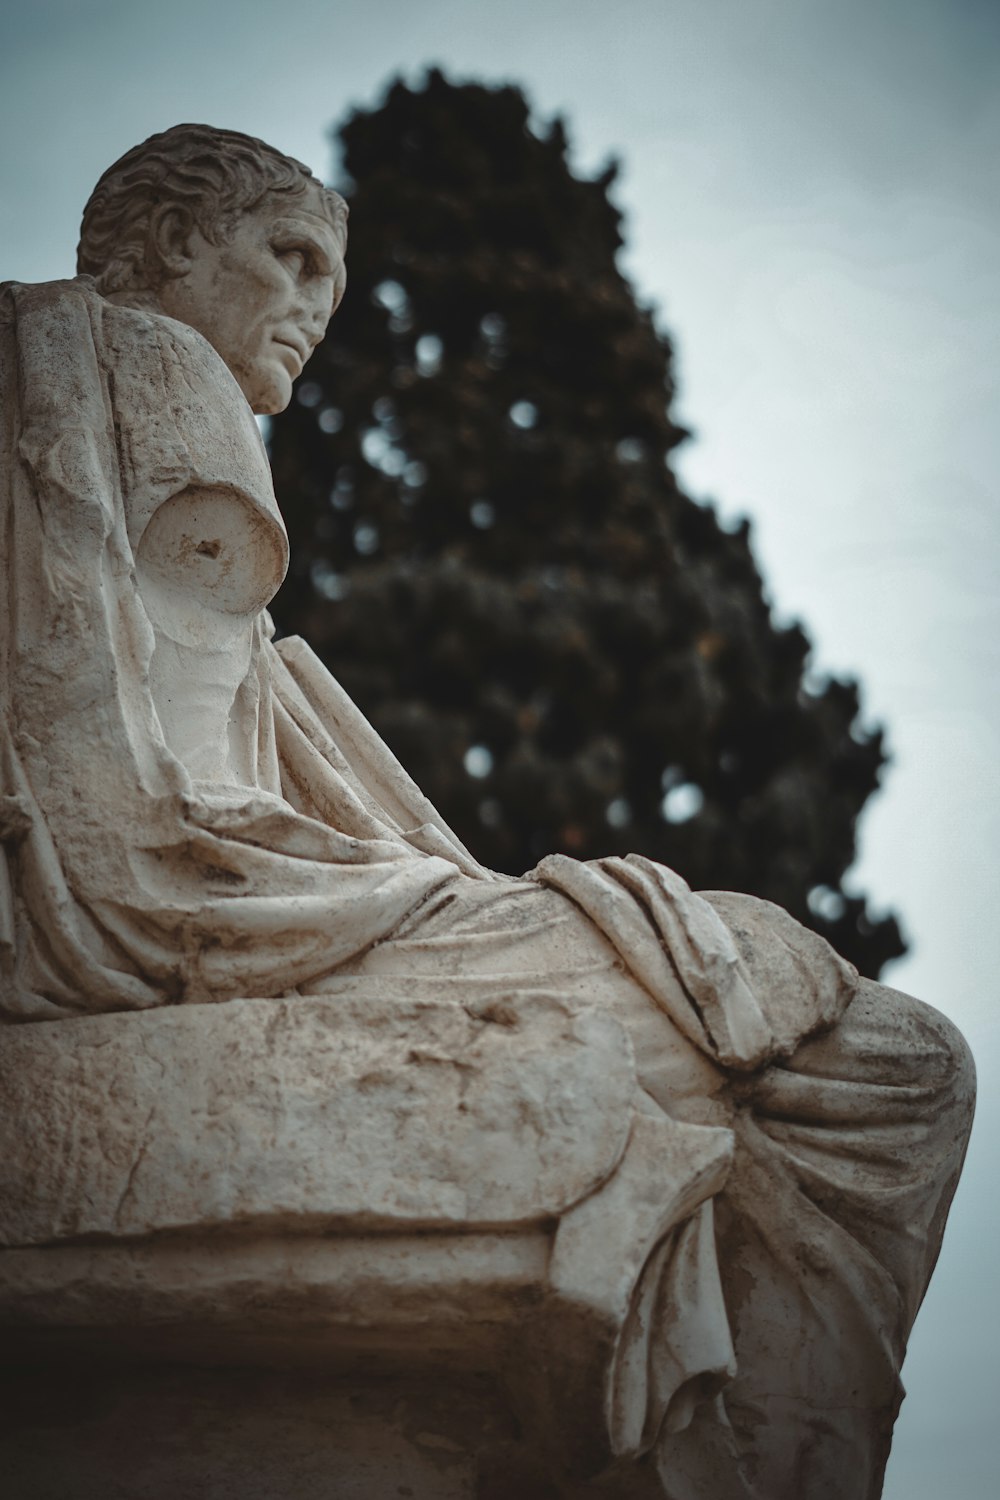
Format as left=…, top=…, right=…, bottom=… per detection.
left=0, top=278, right=974, bottom=1498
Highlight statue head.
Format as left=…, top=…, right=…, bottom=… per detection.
left=77, top=124, right=348, bottom=414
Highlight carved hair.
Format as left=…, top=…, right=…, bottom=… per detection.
left=77, top=123, right=348, bottom=295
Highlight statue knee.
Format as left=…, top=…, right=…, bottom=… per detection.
left=853, top=976, right=977, bottom=1120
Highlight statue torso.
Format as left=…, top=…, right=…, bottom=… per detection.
left=106, top=299, right=289, bottom=786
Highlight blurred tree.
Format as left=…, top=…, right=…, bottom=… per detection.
left=268, top=69, right=905, bottom=977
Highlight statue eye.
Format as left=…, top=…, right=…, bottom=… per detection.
left=276, top=244, right=308, bottom=277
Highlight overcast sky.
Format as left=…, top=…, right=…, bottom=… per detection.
left=2, top=2, right=997, bottom=1492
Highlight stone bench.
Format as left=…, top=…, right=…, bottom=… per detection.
left=0, top=993, right=731, bottom=1498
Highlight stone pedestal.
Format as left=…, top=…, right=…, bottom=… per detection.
left=0, top=994, right=731, bottom=1498
left=3, top=1356, right=555, bottom=1499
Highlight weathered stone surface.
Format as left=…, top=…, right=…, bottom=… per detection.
left=0, top=1232, right=550, bottom=1344
left=0, top=1368, right=537, bottom=1500
left=0, top=122, right=976, bottom=1500
left=0, top=994, right=634, bottom=1245
left=0, top=1112, right=733, bottom=1496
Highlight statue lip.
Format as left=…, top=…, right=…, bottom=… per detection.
left=272, top=334, right=309, bottom=370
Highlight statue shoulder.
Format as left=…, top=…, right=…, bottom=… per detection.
left=0, top=276, right=225, bottom=418
left=0, top=275, right=105, bottom=324
left=0, top=276, right=224, bottom=376
left=0, top=277, right=174, bottom=353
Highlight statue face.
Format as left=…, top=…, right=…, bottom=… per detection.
left=155, top=183, right=346, bottom=415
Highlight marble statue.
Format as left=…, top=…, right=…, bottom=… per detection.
left=0, top=126, right=976, bottom=1500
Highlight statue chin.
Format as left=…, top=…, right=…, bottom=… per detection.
left=244, top=361, right=294, bottom=416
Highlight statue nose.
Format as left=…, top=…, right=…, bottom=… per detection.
left=307, top=274, right=340, bottom=331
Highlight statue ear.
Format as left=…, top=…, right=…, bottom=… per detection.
left=146, top=203, right=197, bottom=281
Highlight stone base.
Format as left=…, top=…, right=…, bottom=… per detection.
left=0, top=996, right=738, bottom=1498
left=1, top=1361, right=564, bottom=1500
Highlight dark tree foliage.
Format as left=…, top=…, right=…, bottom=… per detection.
left=268, top=69, right=905, bottom=977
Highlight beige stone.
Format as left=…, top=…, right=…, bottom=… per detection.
left=0, top=124, right=975, bottom=1498
left=0, top=993, right=637, bottom=1244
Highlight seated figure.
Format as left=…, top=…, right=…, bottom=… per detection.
left=0, top=126, right=975, bottom=1499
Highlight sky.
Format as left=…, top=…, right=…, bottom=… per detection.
left=1, top=1, right=997, bottom=1492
